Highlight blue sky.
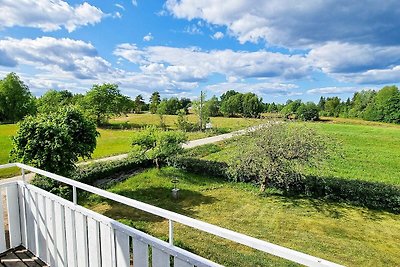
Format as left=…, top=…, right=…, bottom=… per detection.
left=0, top=0, right=399, bottom=103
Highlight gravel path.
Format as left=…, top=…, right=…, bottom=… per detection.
left=2, top=124, right=264, bottom=183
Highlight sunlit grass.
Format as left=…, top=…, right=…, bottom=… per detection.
left=84, top=167, right=400, bottom=267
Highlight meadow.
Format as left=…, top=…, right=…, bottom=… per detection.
left=84, top=167, right=400, bottom=267
left=0, top=114, right=264, bottom=178
left=201, top=118, right=400, bottom=185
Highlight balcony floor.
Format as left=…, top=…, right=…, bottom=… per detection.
left=0, top=246, right=47, bottom=267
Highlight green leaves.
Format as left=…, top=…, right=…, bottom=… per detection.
left=10, top=107, right=98, bottom=176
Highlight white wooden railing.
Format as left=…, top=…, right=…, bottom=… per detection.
left=0, top=163, right=344, bottom=267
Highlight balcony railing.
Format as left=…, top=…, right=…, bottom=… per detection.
left=0, top=163, right=344, bottom=267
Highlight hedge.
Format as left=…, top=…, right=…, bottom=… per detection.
left=174, top=157, right=400, bottom=213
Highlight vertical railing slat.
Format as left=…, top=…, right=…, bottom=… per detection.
left=75, top=211, right=89, bottom=267
left=36, top=194, right=47, bottom=260
left=100, top=223, right=114, bottom=267
left=115, top=229, right=130, bottom=267
left=54, top=202, right=67, bottom=267
left=0, top=189, right=6, bottom=252
left=87, top=217, right=101, bottom=267
left=17, top=184, right=27, bottom=247
left=65, top=206, right=77, bottom=267
left=152, top=247, right=170, bottom=267
left=174, top=258, right=193, bottom=267
left=133, top=239, right=149, bottom=267
left=45, top=198, right=56, bottom=266
left=7, top=184, right=21, bottom=248
left=26, top=189, right=37, bottom=254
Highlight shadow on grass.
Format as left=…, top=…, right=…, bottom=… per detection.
left=99, top=186, right=216, bottom=223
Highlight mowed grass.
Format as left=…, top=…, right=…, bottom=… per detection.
left=0, top=114, right=264, bottom=178
left=199, top=118, right=400, bottom=185
left=85, top=167, right=400, bottom=267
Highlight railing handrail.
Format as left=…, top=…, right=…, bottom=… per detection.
left=3, top=163, right=343, bottom=267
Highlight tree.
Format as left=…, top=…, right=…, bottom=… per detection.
left=192, top=91, right=210, bottom=130
left=363, top=86, right=400, bottom=123
left=131, top=126, right=187, bottom=168
left=79, top=83, right=128, bottom=125
left=36, top=89, right=74, bottom=114
left=281, top=99, right=301, bottom=119
left=179, top=98, right=192, bottom=114
left=149, top=91, right=161, bottom=114
left=204, top=95, right=220, bottom=117
left=10, top=107, right=99, bottom=177
left=242, top=93, right=263, bottom=118
left=220, top=90, right=239, bottom=102
left=228, top=123, right=329, bottom=192
left=0, top=72, right=36, bottom=122
left=267, top=102, right=278, bottom=113
left=134, top=94, right=145, bottom=113
left=220, top=93, right=243, bottom=117
left=296, top=102, right=320, bottom=121
left=324, top=97, right=341, bottom=117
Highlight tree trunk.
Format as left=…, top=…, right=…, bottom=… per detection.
left=155, top=158, right=160, bottom=169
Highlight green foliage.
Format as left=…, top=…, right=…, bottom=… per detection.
left=296, top=102, right=320, bottom=121
left=73, top=157, right=151, bottom=185
left=220, top=93, right=242, bottom=117
left=192, top=91, right=210, bottom=130
left=227, top=123, right=330, bottom=191
left=134, top=94, right=145, bottom=114
left=157, top=97, right=181, bottom=115
left=174, top=157, right=228, bottom=178
left=204, top=95, right=220, bottom=117
left=280, top=99, right=302, bottom=119
left=241, top=93, right=263, bottom=118
left=78, top=83, right=130, bottom=125
left=10, top=107, right=99, bottom=177
left=149, top=91, right=161, bottom=114
left=0, top=72, right=36, bottom=122
left=175, top=109, right=197, bottom=132
left=36, top=89, right=74, bottom=114
left=131, top=126, right=187, bottom=167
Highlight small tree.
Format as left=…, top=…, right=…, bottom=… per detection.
left=192, top=91, right=210, bottom=130
left=228, top=122, right=330, bottom=192
left=131, top=126, right=187, bottom=168
left=296, top=102, right=320, bottom=121
left=10, top=107, right=99, bottom=178
left=149, top=91, right=161, bottom=114
left=37, top=89, right=74, bottom=114
left=134, top=94, right=145, bottom=113
left=0, top=72, right=36, bottom=122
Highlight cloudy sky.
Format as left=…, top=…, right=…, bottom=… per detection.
left=0, top=0, right=399, bottom=102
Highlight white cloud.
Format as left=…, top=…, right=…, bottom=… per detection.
left=165, top=0, right=400, bottom=47
left=184, top=24, right=203, bottom=35
left=114, top=44, right=311, bottom=82
left=131, top=0, right=138, bottom=7
left=143, top=33, right=153, bottom=42
left=115, top=4, right=125, bottom=10
left=307, top=86, right=360, bottom=95
left=212, top=32, right=224, bottom=40
left=0, top=37, right=114, bottom=79
left=205, top=81, right=299, bottom=97
left=0, top=0, right=104, bottom=32
left=113, top=12, right=122, bottom=19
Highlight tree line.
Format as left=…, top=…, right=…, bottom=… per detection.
left=1, top=72, right=399, bottom=125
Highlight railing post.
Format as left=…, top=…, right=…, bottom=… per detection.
left=21, top=168, right=25, bottom=182
left=169, top=220, right=174, bottom=245
left=73, top=186, right=77, bottom=204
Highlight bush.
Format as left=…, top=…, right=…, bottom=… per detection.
left=174, top=156, right=400, bottom=213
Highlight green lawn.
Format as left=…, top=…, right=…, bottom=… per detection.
left=199, top=119, right=400, bottom=185
left=84, top=167, right=400, bottom=267
left=0, top=114, right=264, bottom=178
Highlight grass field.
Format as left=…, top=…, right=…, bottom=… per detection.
left=84, top=167, right=400, bottom=267
left=0, top=114, right=264, bottom=178
left=199, top=118, right=400, bottom=185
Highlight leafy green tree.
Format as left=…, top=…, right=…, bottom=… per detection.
left=318, top=97, right=326, bottom=111
left=242, top=93, right=263, bottom=118
left=363, top=86, right=400, bottom=123
left=220, top=93, right=243, bottom=117
left=179, top=97, right=192, bottom=114
left=267, top=102, right=278, bottom=113
left=131, top=126, right=187, bottom=168
left=0, top=72, right=36, bottom=122
left=175, top=109, right=196, bottom=131
left=10, top=107, right=99, bottom=177
left=220, top=90, right=239, bottom=102
left=323, top=97, right=341, bottom=117
left=296, top=102, right=320, bottom=121
left=204, top=95, right=220, bottom=117
left=37, top=89, right=74, bottom=114
left=348, top=90, right=376, bottom=118
left=79, top=83, right=128, bottom=125
left=134, top=94, right=145, bottom=113
left=228, top=123, right=329, bottom=191
left=281, top=99, right=302, bottom=119
left=149, top=91, right=161, bottom=114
